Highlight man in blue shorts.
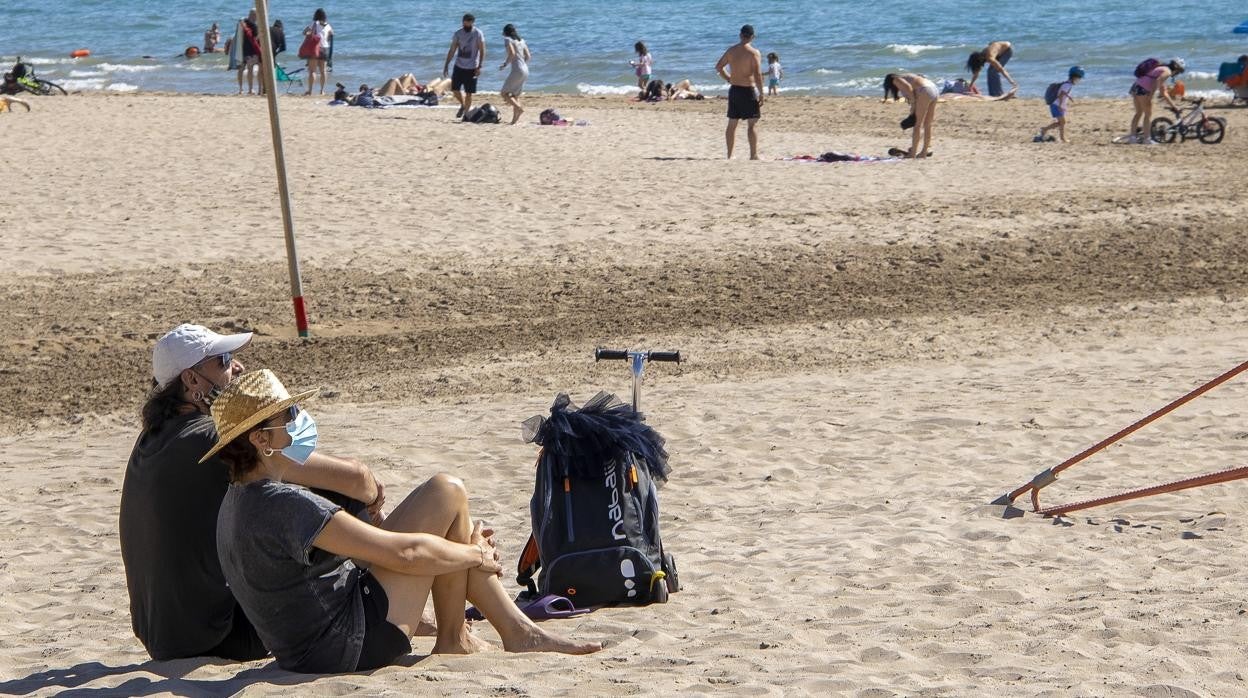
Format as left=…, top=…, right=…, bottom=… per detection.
left=443, top=13, right=486, bottom=120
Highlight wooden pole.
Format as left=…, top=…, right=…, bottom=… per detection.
left=253, top=0, right=309, bottom=337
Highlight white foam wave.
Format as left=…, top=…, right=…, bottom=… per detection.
left=888, top=44, right=943, bottom=56
left=815, top=68, right=843, bottom=75
left=576, top=83, right=638, bottom=95
left=107, top=82, right=139, bottom=92
left=69, top=69, right=106, bottom=78
left=59, top=78, right=106, bottom=90
left=1185, top=71, right=1217, bottom=80
left=831, top=77, right=884, bottom=91
left=98, top=63, right=160, bottom=73
left=1183, top=89, right=1235, bottom=101
left=21, top=56, right=74, bottom=66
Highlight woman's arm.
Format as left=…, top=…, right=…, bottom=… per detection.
left=314, top=511, right=501, bottom=577
left=500, top=40, right=514, bottom=69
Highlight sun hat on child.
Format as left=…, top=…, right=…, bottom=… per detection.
left=152, top=323, right=253, bottom=387
left=199, top=369, right=317, bottom=463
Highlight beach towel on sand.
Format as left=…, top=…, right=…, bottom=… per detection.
left=783, top=151, right=901, bottom=163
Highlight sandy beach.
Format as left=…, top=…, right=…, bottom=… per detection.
left=2, top=91, right=1248, bottom=696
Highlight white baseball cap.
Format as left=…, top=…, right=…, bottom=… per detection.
left=152, top=323, right=253, bottom=388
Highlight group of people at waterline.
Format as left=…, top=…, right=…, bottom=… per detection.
left=198, top=11, right=1194, bottom=158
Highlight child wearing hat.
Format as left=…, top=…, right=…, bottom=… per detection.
left=1037, top=66, right=1084, bottom=144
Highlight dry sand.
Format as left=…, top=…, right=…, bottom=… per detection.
left=2, top=91, right=1248, bottom=696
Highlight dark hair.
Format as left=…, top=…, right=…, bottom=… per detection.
left=767, top=52, right=778, bottom=62
left=966, top=51, right=986, bottom=73
left=1167, top=60, right=1185, bottom=75
left=141, top=378, right=188, bottom=432
left=503, top=23, right=520, bottom=40
left=740, top=24, right=755, bottom=39
left=313, top=8, right=326, bottom=22
left=882, top=73, right=900, bottom=101
left=635, top=41, right=647, bottom=56
left=215, top=425, right=264, bottom=482
left=463, top=13, right=475, bottom=22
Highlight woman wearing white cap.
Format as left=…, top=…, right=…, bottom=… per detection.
left=119, top=324, right=388, bottom=661
left=203, top=369, right=602, bottom=673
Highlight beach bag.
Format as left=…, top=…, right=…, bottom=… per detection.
left=539, top=108, right=562, bottom=125
left=516, top=393, right=680, bottom=609
left=1135, top=58, right=1160, bottom=78
left=297, top=31, right=321, bottom=60
left=418, top=91, right=439, bottom=106
left=1044, top=81, right=1063, bottom=105
left=465, top=103, right=501, bottom=123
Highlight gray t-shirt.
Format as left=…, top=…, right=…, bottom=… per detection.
left=453, top=26, right=485, bottom=69
left=217, top=480, right=364, bottom=673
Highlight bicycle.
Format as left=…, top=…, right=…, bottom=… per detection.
left=1, top=57, right=67, bottom=96
left=1149, top=98, right=1226, bottom=145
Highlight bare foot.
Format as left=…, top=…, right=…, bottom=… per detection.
left=503, top=626, right=602, bottom=655
left=432, top=624, right=496, bottom=654
left=510, top=107, right=524, bottom=125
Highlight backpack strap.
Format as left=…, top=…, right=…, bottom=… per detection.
left=515, top=533, right=541, bottom=596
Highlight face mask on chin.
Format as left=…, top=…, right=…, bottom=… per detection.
left=191, top=370, right=227, bottom=407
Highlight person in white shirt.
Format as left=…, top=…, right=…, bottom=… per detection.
left=1037, top=66, right=1084, bottom=144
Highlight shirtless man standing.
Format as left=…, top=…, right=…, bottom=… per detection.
left=715, top=24, right=764, bottom=160
left=966, top=40, right=1017, bottom=97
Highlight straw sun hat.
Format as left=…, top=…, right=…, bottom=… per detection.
left=199, top=369, right=317, bottom=463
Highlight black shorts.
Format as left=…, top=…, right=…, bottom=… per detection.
left=727, top=85, right=760, bottom=120
left=355, top=571, right=412, bottom=671
left=451, top=65, right=478, bottom=94
left=206, top=603, right=269, bottom=661
left=1129, top=83, right=1150, bottom=97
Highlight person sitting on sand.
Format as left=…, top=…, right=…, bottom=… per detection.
left=119, top=324, right=393, bottom=662
left=1129, top=58, right=1184, bottom=144
left=883, top=72, right=938, bottom=159
left=664, top=79, right=704, bottom=100
left=202, top=369, right=603, bottom=673
left=966, top=40, right=1017, bottom=97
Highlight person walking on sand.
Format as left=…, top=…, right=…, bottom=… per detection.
left=498, top=23, right=530, bottom=125
left=883, top=73, right=938, bottom=158
left=201, top=369, right=603, bottom=673
left=966, top=40, right=1017, bottom=97
left=765, top=52, right=783, bottom=95
left=715, top=24, right=764, bottom=160
left=443, top=13, right=486, bottom=120
left=118, top=324, right=400, bottom=661
left=1036, top=66, right=1084, bottom=144
left=301, top=9, right=333, bottom=96
left=1128, top=58, right=1184, bottom=144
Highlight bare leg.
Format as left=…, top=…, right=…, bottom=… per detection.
left=503, top=93, right=523, bottom=124
left=304, top=60, right=315, bottom=95
left=1057, top=115, right=1067, bottom=143
left=371, top=473, right=485, bottom=653
left=920, top=101, right=935, bottom=157
left=462, top=92, right=473, bottom=117
left=464, top=567, right=600, bottom=654
left=746, top=118, right=759, bottom=160
left=318, top=62, right=327, bottom=94
left=237, top=67, right=244, bottom=94
left=908, top=113, right=921, bottom=157
left=725, top=118, right=739, bottom=159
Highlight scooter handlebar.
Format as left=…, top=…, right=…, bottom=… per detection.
left=595, top=348, right=628, bottom=361
left=648, top=351, right=681, bottom=363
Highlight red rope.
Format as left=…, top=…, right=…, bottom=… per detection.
left=1002, top=358, right=1248, bottom=507
left=1037, top=466, right=1248, bottom=517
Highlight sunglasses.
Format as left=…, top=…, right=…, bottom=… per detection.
left=198, top=351, right=233, bottom=370
left=260, top=405, right=303, bottom=431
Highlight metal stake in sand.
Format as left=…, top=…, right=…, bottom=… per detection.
left=253, top=0, right=310, bottom=337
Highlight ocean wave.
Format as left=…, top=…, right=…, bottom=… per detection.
left=69, top=69, right=106, bottom=78
left=59, top=78, right=106, bottom=90
left=107, top=82, right=139, bottom=92
left=815, top=68, right=844, bottom=75
left=831, top=77, right=885, bottom=91
left=98, top=63, right=160, bottom=73
left=576, top=82, right=638, bottom=95
left=1185, top=71, right=1217, bottom=80
left=888, top=44, right=944, bottom=56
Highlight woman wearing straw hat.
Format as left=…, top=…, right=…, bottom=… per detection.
left=204, top=369, right=602, bottom=673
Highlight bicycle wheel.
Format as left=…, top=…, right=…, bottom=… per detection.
left=1198, top=117, right=1226, bottom=144
left=36, top=79, right=67, bottom=96
left=1149, top=117, right=1175, bottom=143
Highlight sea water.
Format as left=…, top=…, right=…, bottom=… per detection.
left=3, top=0, right=1246, bottom=98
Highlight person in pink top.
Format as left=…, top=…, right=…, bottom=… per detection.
left=1129, top=58, right=1184, bottom=144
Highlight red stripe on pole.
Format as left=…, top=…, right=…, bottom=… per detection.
left=293, top=296, right=309, bottom=337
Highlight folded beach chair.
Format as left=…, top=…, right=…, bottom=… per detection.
left=275, top=64, right=304, bottom=93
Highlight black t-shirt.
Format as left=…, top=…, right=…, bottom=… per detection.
left=119, top=412, right=243, bottom=659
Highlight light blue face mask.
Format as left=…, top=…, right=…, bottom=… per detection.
left=279, top=409, right=318, bottom=465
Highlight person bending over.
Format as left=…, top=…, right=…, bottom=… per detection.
left=203, top=369, right=602, bottom=673
left=883, top=72, right=939, bottom=158
left=966, top=40, right=1017, bottom=97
